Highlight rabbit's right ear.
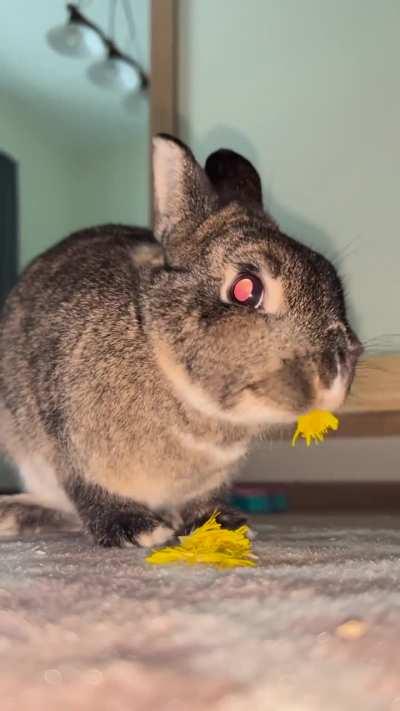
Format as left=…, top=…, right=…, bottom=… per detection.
left=152, top=134, right=217, bottom=244
left=205, top=149, right=263, bottom=208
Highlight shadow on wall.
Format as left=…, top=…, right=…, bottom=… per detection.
left=180, top=121, right=361, bottom=318
left=195, top=124, right=336, bottom=247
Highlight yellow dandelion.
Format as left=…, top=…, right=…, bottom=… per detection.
left=146, top=511, right=257, bottom=569
left=292, top=409, right=339, bottom=447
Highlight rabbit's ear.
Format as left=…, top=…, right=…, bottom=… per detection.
left=205, top=149, right=263, bottom=208
left=152, top=134, right=217, bottom=243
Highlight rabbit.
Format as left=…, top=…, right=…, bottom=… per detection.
left=0, top=134, right=362, bottom=547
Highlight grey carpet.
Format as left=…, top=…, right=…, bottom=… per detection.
left=1, top=514, right=400, bottom=711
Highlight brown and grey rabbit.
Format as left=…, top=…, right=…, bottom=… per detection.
left=0, top=135, right=362, bottom=546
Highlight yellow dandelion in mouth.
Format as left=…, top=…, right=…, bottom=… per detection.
left=146, top=511, right=257, bottom=569
left=292, top=409, right=339, bottom=447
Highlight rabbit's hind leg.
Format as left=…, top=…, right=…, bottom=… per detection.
left=0, top=494, right=80, bottom=537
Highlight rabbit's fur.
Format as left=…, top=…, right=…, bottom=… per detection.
left=0, top=135, right=361, bottom=546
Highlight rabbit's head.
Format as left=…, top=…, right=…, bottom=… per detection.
left=146, top=135, right=361, bottom=427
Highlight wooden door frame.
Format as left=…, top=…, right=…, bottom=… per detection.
left=150, top=0, right=177, bottom=137
left=149, top=0, right=177, bottom=219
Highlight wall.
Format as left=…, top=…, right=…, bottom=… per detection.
left=0, top=87, right=149, bottom=266
left=178, top=0, right=400, bottom=482
left=70, top=137, right=149, bottom=234
left=178, top=0, right=400, bottom=348
left=0, top=91, right=78, bottom=267
left=0, top=90, right=149, bottom=269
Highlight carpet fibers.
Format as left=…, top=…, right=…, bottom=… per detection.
left=1, top=514, right=400, bottom=711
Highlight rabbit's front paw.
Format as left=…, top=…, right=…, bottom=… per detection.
left=66, top=476, right=174, bottom=548
left=135, top=524, right=175, bottom=548
left=89, top=513, right=174, bottom=548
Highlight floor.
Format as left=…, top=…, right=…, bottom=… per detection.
left=1, top=514, right=400, bottom=711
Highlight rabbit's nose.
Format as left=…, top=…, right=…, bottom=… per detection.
left=348, top=338, right=364, bottom=359
left=342, top=334, right=363, bottom=371
left=327, top=324, right=363, bottom=370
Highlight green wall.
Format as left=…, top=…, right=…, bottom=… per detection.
left=179, top=0, right=400, bottom=347
left=1, top=91, right=77, bottom=267
left=69, top=137, right=149, bottom=236
left=0, top=90, right=149, bottom=270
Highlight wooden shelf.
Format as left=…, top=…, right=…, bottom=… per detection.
left=336, top=410, right=400, bottom=438
left=343, top=355, right=400, bottom=414
left=334, top=355, right=400, bottom=437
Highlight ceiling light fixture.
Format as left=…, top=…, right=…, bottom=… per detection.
left=87, top=40, right=146, bottom=93
left=47, top=2, right=149, bottom=94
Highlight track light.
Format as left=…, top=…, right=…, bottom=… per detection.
left=87, top=42, right=143, bottom=93
left=47, top=2, right=149, bottom=102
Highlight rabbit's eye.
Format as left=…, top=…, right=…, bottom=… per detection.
left=230, top=274, right=264, bottom=308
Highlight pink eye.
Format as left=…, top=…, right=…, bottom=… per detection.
left=230, top=273, right=264, bottom=308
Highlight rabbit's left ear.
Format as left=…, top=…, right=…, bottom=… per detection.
left=152, top=134, right=217, bottom=244
left=205, top=149, right=263, bottom=208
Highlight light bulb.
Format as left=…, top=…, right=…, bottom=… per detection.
left=47, top=21, right=104, bottom=58
left=87, top=57, right=141, bottom=92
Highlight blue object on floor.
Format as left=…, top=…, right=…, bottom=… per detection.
left=229, top=488, right=288, bottom=514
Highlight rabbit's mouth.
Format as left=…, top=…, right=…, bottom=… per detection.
left=312, top=334, right=362, bottom=411
left=314, top=370, right=348, bottom=412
